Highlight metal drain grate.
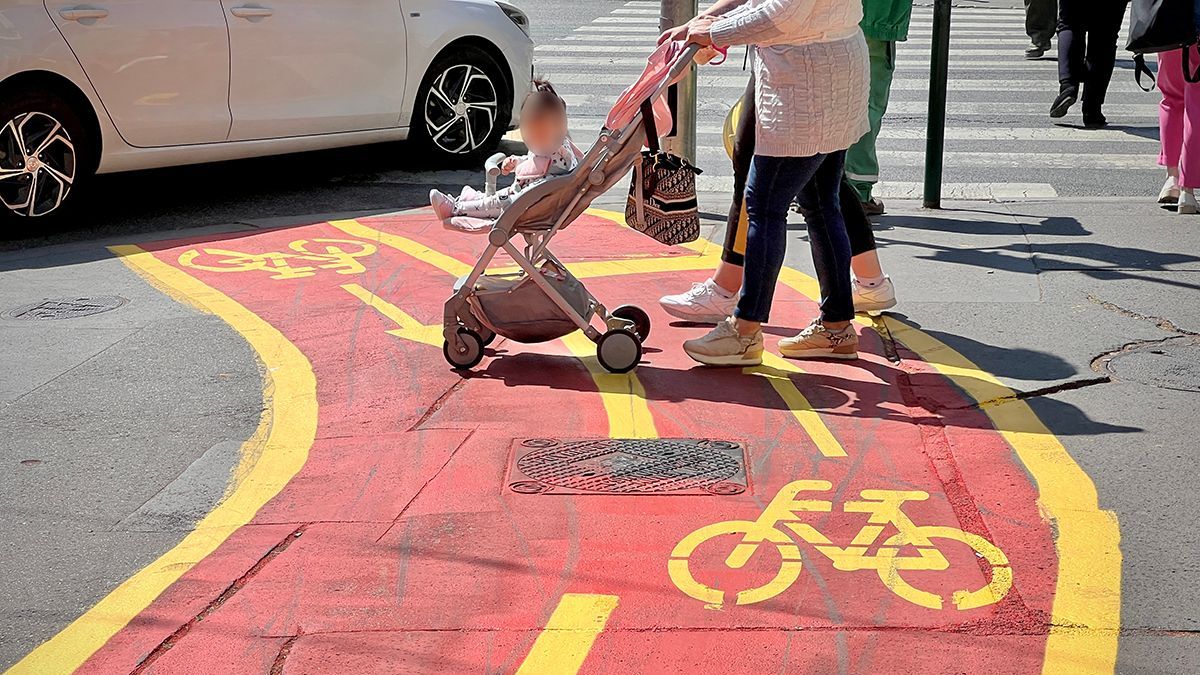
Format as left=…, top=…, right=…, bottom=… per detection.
left=509, top=438, right=747, bottom=495
left=3, top=296, right=128, bottom=321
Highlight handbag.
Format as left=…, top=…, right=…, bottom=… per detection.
left=625, top=99, right=702, bottom=246
left=1127, top=0, right=1200, bottom=89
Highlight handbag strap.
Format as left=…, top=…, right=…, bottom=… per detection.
left=639, top=98, right=660, bottom=152
left=1134, top=54, right=1158, bottom=92
left=1186, top=45, right=1200, bottom=83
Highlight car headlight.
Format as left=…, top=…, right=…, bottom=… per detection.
left=496, top=2, right=530, bottom=38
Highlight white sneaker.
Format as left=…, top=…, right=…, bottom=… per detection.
left=1159, top=176, right=1181, bottom=204
left=1179, top=189, right=1198, bottom=215
left=660, top=279, right=738, bottom=324
left=853, top=275, right=897, bottom=313
left=683, top=317, right=763, bottom=366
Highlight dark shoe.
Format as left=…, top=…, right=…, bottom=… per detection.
left=861, top=197, right=885, bottom=216
left=1083, top=114, right=1108, bottom=129
left=1050, top=86, right=1078, bottom=119
left=1024, top=43, right=1049, bottom=59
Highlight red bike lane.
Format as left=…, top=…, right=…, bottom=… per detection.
left=13, top=210, right=1116, bottom=674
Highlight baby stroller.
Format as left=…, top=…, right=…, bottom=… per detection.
left=442, top=43, right=701, bottom=374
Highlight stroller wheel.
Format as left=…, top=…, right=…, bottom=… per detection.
left=443, top=328, right=485, bottom=370
left=612, top=305, right=651, bottom=342
left=597, top=328, right=642, bottom=374
left=478, top=327, right=497, bottom=346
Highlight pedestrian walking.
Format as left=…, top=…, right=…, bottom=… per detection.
left=1049, top=0, right=1130, bottom=128
left=846, top=0, right=914, bottom=215
left=658, top=75, right=896, bottom=326
left=1157, top=45, right=1200, bottom=213
left=660, top=0, right=870, bottom=367
left=1024, top=0, right=1057, bottom=59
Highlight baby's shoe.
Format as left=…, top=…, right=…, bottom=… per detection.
left=459, top=185, right=484, bottom=201
left=429, top=190, right=455, bottom=220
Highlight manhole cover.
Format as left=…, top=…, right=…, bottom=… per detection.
left=3, top=296, right=127, bottom=321
left=509, top=438, right=747, bottom=495
left=1104, top=337, right=1200, bottom=393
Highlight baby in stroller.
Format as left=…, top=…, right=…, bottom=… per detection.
left=429, top=78, right=584, bottom=231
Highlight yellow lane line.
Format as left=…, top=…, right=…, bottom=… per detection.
left=342, top=283, right=442, bottom=346
left=489, top=252, right=721, bottom=280
left=748, top=354, right=848, bottom=458
left=562, top=333, right=657, bottom=439
left=329, top=218, right=473, bottom=277
left=6, top=245, right=318, bottom=675
left=515, top=594, right=620, bottom=675
left=881, top=319, right=1121, bottom=675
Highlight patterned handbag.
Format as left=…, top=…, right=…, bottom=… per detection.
left=626, top=100, right=702, bottom=246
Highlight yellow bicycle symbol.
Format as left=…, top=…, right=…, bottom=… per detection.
left=178, top=238, right=377, bottom=280
left=668, top=480, right=1012, bottom=610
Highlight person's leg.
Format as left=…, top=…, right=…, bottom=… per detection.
left=1179, top=45, right=1200, bottom=192
left=1051, top=0, right=1084, bottom=117
left=1080, top=0, right=1126, bottom=125
left=721, top=78, right=756, bottom=274
left=660, top=78, right=752, bottom=322
left=735, top=154, right=826, bottom=328
left=845, top=37, right=896, bottom=207
left=1158, top=49, right=1185, bottom=201
left=778, top=151, right=859, bottom=359
left=683, top=154, right=822, bottom=366
left=1024, top=0, right=1057, bottom=55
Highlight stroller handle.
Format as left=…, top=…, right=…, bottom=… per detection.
left=484, top=152, right=507, bottom=196
left=649, top=42, right=703, bottom=105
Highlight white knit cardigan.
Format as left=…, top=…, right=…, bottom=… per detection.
left=711, top=0, right=871, bottom=157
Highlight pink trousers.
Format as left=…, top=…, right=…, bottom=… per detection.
left=1158, top=46, right=1200, bottom=188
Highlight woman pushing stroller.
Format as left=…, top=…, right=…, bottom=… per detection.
left=663, top=0, right=872, bottom=366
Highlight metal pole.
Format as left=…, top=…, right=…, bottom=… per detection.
left=923, top=0, right=952, bottom=209
left=660, top=0, right=698, bottom=162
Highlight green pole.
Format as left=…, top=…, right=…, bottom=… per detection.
left=923, top=0, right=952, bottom=209
left=660, top=0, right=699, bottom=162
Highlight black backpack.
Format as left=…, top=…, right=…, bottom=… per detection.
left=1127, top=0, right=1200, bottom=89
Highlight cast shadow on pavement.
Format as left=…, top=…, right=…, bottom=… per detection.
left=470, top=339, right=1137, bottom=439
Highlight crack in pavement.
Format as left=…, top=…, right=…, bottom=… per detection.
left=129, top=525, right=309, bottom=674
left=1087, top=295, right=1198, bottom=336
left=942, top=376, right=1113, bottom=411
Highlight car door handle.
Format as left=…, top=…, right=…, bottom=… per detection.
left=58, top=7, right=109, bottom=21
left=230, top=6, right=273, bottom=18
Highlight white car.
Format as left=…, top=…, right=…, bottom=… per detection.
left=0, top=0, right=533, bottom=226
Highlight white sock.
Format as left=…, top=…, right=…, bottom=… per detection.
left=856, top=274, right=886, bottom=289
left=710, top=279, right=736, bottom=298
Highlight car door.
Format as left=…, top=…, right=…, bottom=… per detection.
left=221, top=0, right=407, bottom=141
left=43, top=1, right=232, bottom=147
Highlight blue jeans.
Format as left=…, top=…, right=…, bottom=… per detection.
left=735, top=151, right=854, bottom=324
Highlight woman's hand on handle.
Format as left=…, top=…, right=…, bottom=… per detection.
left=658, top=23, right=689, bottom=46
left=685, top=15, right=716, bottom=47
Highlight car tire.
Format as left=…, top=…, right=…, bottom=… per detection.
left=0, top=88, right=93, bottom=236
left=411, top=46, right=512, bottom=165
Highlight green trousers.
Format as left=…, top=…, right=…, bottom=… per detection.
left=845, top=37, right=897, bottom=203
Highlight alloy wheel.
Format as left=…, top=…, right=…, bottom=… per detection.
left=423, top=63, right=499, bottom=155
left=0, top=111, right=76, bottom=218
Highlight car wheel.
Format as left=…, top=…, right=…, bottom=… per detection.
left=412, top=46, right=511, bottom=164
left=0, top=89, right=92, bottom=234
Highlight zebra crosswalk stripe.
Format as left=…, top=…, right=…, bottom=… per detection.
left=533, top=0, right=1163, bottom=199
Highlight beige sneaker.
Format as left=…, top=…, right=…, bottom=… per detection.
left=683, top=317, right=763, bottom=366
left=778, top=320, right=859, bottom=360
